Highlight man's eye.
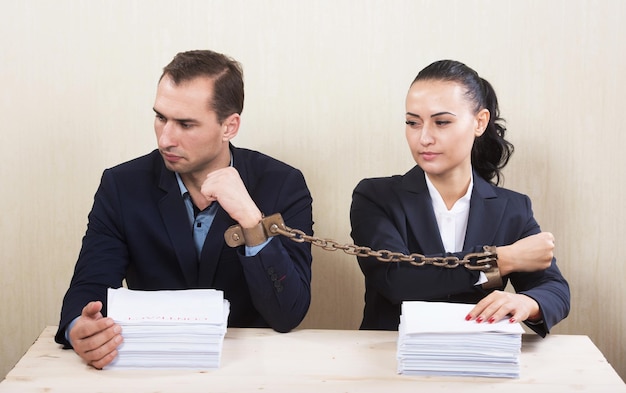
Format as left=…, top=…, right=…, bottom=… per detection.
left=155, top=114, right=165, bottom=122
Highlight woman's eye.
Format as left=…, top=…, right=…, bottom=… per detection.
left=405, top=120, right=421, bottom=128
left=435, top=120, right=451, bottom=126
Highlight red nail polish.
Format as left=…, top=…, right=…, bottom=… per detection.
left=509, top=317, right=516, bottom=323
left=476, top=316, right=483, bottom=323
left=465, top=314, right=472, bottom=321
left=488, top=317, right=495, bottom=324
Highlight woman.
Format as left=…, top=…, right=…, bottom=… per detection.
left=350, top=60, right=570, bottom=336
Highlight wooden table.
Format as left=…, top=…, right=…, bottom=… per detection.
left=1, top=326, right=624, bottom=392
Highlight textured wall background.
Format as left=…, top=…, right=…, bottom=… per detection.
left=1, top=0, right=624, bottom=382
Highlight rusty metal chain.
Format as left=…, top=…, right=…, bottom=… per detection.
left=266, top=222, right=497, bottom=273
left=223, top=213, right=498, bottom=272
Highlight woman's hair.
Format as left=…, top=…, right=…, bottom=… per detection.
left=412, top=60, right=514, bottom=185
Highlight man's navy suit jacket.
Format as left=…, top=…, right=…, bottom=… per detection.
left=56, top=146, right=313, bottom=346
left=350, top=165, right=570, bottom=336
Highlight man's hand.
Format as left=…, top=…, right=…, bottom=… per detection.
left=465, top=291, right=542, bottom=324
left=68, top=301, right=123, bottom=369
left=200, top=167, right=262, bottom=228
left=496, top=232, right=555, bottom=276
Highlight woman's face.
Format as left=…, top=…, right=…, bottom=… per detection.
left=405, top=79, right=488, bottom=182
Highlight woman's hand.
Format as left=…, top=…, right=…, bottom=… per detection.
left=465, top=290, right=542, bottom=324
left=496, top=232, right=555, bottom=276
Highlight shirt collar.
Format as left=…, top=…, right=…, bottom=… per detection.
left=424, top=171, right=473, bottom=213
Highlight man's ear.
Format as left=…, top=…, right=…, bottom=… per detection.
left=475, top=108, right=490, bottom=137
left=222, top=113, right=241, bottom=141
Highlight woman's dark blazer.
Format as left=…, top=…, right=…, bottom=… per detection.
left=350, top=166, right=570, bottom=337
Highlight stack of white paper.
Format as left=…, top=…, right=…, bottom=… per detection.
left=105, top=287, right=230, bottom=370
left=397, top=301, right=524, bottom=378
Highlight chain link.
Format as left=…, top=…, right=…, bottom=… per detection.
left=266, top=223, right=497, bottom=272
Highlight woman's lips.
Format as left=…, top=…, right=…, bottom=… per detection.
left=420, top=152, right=439, bottom=161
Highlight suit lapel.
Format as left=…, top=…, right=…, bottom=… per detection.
left=464, top=174, right=508, bottom=248
left=398, top=166, right=445, bottom=254
left=197, top=207, right=232, bottom=287
left=397, top=167, right=508, bottom=254
left=157, top=164, right=198, bottom=287
left=197, top=144, right=243, bottom=287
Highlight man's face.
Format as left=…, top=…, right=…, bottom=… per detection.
left=153, top=75, right=232, bottom=178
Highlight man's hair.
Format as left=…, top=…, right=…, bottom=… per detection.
left=161, top=50, right=244, bottom=123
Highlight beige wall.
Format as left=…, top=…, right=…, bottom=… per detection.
left=1, top=0, right=624, bottom=382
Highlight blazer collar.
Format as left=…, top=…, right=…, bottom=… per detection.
left=465, top=174, right=507, bottom=248
left=398, top=166, right=507, bottom=253
left=398, top=166, right=445, bottom=254
left=156, top=145, right=243, bottom=287
left=157, top=158, right=199, bottom=286
left=197, top=144, right=244, bottom=285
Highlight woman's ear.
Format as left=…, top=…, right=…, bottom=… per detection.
left=222, top=113, right=241, bottom=141
left=475, top=108, right=490, bottom=137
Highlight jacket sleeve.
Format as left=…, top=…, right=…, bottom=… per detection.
left=507, top=197, right=571, bottom=337
left=238, top=168, right=313, bottom=332
left=55, top=169, right=128, bottom=346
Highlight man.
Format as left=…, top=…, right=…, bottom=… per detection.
left=55, top=50, right=314, bottom=369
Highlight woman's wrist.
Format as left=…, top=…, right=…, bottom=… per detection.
left=494, top=244, right=512, bottom=276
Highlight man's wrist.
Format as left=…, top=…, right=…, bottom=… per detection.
left=242, top=219, right=267, bottom=246
left=65, top=316, right=80, bottom=347
left=237, top=209, right=263, bottom=229
left=225, top=213, right=286, bottom=247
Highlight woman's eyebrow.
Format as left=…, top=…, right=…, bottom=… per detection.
left=431, top=111, right=456, bottom=117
